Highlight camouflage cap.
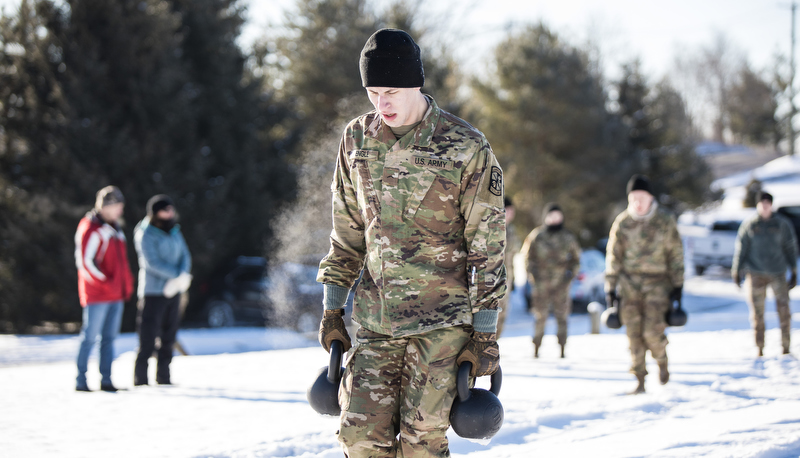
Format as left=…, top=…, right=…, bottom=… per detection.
left=95, top=185, right=125, bottom=209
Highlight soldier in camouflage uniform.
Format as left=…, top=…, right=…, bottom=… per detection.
left=605, top=175, right=683, bottom=394
left=316, top=29, right=506, bottom=457
left=732, top=191, right=798, bottom=357
left=521, top=203, right=581, bottom=358
left=496, top=197, right=519, bottom=337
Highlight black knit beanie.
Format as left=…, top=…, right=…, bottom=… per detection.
left=542, top=202, right=562, bottom=222
left=147, top=194, right=173, bottom=218
left=626, top=174, right=653, bottom=195
left=756, top=191, right=773, bottom=203
left=360, top=29, right=424, bottom=88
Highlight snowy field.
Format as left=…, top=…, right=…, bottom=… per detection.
left=2, top=270, right=800, bottom=458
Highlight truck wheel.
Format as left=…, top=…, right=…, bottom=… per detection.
left=695, top=265, right=706, bottom=276
left=207, top=301, right=234, bottom=328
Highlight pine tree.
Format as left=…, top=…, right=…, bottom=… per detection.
left=0, top=0, right=297, bottom=331
left=469, top=24, right=623, bottom=244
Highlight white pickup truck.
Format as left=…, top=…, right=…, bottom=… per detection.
left=678, top=208, right=756, bottom=276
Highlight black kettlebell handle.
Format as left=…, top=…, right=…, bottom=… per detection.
left=456, top=362, right=502, bottom=402
left=327, top=340, right=343, bottom=383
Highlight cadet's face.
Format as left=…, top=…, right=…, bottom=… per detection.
left=544, top=210, right=563, bottom=226
left=366, top=87, right=425, bottom=127
left=628, top=190, right=654, bottom=216
left=100, top=202, right=124, bottom=223
left=756, top=200, right=773, bottom=219
left=156, top=206, right=175, bottom=220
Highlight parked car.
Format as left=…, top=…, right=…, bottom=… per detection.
left=569, top=249, right=606, bottom=312
left=679, top=207, right=755, bottom=276
left=523, top=249, right=607, bottom=314
left=201, top=257, right=323, bottom=332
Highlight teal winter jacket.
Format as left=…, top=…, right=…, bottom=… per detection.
left=134, top=218, right=192, bottom=298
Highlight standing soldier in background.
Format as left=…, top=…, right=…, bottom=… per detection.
left=732, top=191, right=798, bottom=357
left=497, top=197, right=519, bottom=337
left=74, top=186, right=134, bottom=392
left=521, top=203, right=581, bottom=358
left=316, top=29, right=506, bottom=457
left=605, top=175, right=683, bottom=394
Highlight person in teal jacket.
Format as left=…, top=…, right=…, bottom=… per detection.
left=732, top=191, right=798, bottom=356
left=133, top=195, right=192, bottom=385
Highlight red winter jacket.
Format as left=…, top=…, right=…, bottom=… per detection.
left=74, top=212, right=134, bottom=306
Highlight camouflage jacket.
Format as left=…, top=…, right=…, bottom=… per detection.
left=733, top=213, right=798, bottom=276
left=521, top=226, right=581, bottom=284
left=605, top=204, right=684, bottom=292
left=317, top=96, right=507, bottom=337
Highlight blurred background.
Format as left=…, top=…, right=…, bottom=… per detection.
left=0, top=0, right=796, bottom=333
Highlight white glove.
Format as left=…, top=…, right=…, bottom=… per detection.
left=163, top=272, right=193, bottom=298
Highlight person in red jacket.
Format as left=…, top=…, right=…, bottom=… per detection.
left=74, top=186, right=134, bottom=392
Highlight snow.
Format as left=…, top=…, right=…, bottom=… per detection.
left=1, top=270, right=799, bottom=458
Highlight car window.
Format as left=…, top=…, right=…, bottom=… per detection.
left=711, top=221, right=741, bottom=232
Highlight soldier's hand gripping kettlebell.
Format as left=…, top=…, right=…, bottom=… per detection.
left=457, top=331, right=500, bottom=377
left=318, top=308, right=352, bottom=353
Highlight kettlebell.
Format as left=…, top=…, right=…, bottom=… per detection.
left=665, top=299, right=688, bottom=327
left=449, top=362, right=504, bottom=440
left=602, top=297, right=622, bottom=329
left=307, top=340, right=344, bottom=416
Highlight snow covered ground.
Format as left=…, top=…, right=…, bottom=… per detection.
left=2, top=270, right=800, bottom=458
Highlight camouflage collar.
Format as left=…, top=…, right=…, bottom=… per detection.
left=367, top=95, right=441, bottom=151
left=628, top=200, right=658, bottom=222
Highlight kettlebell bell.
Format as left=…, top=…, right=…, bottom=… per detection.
left=449, top=362, right=504, bottom=440
left=602, top=297, right=622, bottom=329
left=307, top=340, right=344, bottom=416
left=665, top=299, right=688, bottom=327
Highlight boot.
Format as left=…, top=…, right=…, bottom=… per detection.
left=658, top=362, right=669, bottom=385
left=758, top=347, right=764, bottom=357
left=533, top=343, right=540, bottom=359
left=629, top=374, right=645, bottom=395
left=784, top=346, right=791, bottom=355
left=560, top=344, right=566, bottom=359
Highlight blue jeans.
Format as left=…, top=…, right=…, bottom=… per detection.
left=76, top=301, right=124, bottom=387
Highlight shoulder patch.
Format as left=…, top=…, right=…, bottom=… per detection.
left=488, top=166, right=503, bottom=196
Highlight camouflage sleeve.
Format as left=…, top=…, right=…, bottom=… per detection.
left=665, top=215, right=684, bottom=287
left=462, top=142, right=507, bottom=312
left=732, top=219, right=750, bottom=276
left=316, top=131, right=367, bottom=289
left=520, top=230, right=536, bottom=283
left=605, top=214, right=623, bottom=292
left=570, top=233, right=581, bottom=275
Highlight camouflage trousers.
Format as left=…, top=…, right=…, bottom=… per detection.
left=745, top=273, right=791, bottom=351
left=619, top=275, right=670, bottom=376
left=531, top=279, right=572, bottom=347
left=338, top=326, right=470, bottom=458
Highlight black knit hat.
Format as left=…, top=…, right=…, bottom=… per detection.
left=542, top=202, right=562, bottom=221
left=756, top=191, right=773, bottom=203
left=626, top=174, right=653, bottom=195
left=360, top=29, right=424, bottom=88
left=147, top=194, right=173, bottom=218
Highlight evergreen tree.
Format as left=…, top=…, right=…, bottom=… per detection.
left=470, top=24, right=623, bottom=244
left=614, top=62, right=713, bottom=209
left=0, top=0, right=297, bottom=331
